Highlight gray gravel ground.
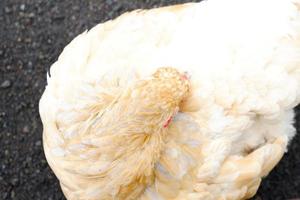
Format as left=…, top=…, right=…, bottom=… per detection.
left=0, top=0, right=299, bottom=199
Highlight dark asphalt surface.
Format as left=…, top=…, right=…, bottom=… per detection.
left=0, top=0, right=299, bottom=199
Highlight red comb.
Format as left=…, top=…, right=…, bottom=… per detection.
left=163, top=116, right=173, bottom=128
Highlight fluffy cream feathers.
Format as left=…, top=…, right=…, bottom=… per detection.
left=40, top=0, right=300, bottom=199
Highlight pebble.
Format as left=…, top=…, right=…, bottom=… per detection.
left=20, top=4, right=25, bottom=11
left=22, top=125, right=30, bottom=133
left=10, top=190, right=15, bottom=198
left=106, top=0, right=114, bottom=5
left=1, top=80, right=11, bottom=88
left=28, top=13, right=35, bottom=18
left=25, top=38, right=32, bottom=43
left=6, top=65, right=12, bottom=70
left=35, top=141, right=42, bottom=146
left=28, top=61, right=33, bottom=68
left=26, top=157, right=32, bottom=162
left=4, top=7, right=11, bottom=13
left=10, top=177, right=19, bottom=186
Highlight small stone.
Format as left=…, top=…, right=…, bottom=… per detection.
left=28, top=12, right=35, bottom=18
left=10, top=190, right=15, bottom=198
left=4, top=150, right=9, bottom=156
left=25, top=38, right=32, bottom=43
left=1, top=80, right=11, bottom=88
left=26, top=157, right=32, bottom=162
left=38, top=54, right=44, bottom=59
left=5, top=7, right=11, bottom=13
left=106, top=0, right=114, bottom=5
left=10, top=177, right=19, bottom=186
left=22, top=125, right=29, bottom=133
left=34, top=81, right=39, bottom=87
left=20, top=4, right=25, bottom=11
left=35, top=140, right=42, bottom=146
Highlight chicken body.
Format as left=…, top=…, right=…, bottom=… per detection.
left=40, top=0, right=300, bottom=199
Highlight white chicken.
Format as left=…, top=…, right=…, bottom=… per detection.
left=40, top=0, right=300, bottom=199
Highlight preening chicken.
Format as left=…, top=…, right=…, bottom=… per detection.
left=39, top=0, right=300, bottom=199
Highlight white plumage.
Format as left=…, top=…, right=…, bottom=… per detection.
left=40, top=0, right=300, bottom=199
